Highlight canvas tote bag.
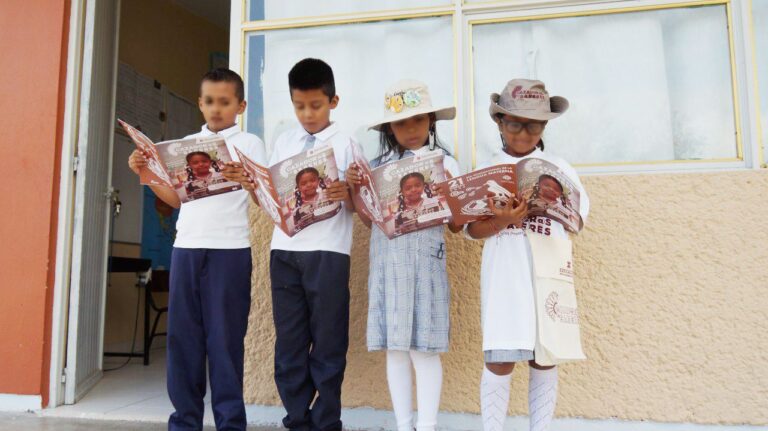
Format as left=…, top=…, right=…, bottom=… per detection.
left=527, top=232, right=586, bottom=366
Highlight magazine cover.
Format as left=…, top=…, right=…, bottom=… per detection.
left=236, top=145, right=341, bottom=237
left=119, top=119, right=242, bottom=203
left=440, top=164, right=517, bottom=225
left=439, top=158, right=583, bottom=232
left=516, top=158, right=583, bottom=233
left=351, top=150, right=450, bottom=239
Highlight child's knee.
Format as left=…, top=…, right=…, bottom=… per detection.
left=485, top=362, right=515, bottom=375
left=528, top=360, right=556, bottom=371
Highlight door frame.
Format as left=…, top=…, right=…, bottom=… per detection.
left=48, top=0, right=121, bottom=408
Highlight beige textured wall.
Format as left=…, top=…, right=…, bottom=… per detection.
left=243, top=169, right=768, bottom=425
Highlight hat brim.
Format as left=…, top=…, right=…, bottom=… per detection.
left=368, top=106, right=456, bottom=131
left=488, top=93, right=569, bottom=121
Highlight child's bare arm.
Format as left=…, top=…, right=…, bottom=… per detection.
left=128, top=149, right=181, bottom=209
left=447, top=220, right=463, bottom=233
left=431, top=177, right=462, bottom=234
left=148, top=185, right=182, bottom=209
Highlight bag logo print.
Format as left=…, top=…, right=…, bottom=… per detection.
left=545, top=292, right=580, bottom=324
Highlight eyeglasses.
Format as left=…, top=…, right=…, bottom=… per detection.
left=499, top=118, right=546, bottom=135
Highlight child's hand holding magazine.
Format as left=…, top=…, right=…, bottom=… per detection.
left=221, top=162, right=256, bottom=192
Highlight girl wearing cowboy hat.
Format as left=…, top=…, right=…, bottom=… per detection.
left=347, top=79, right=462, bottom=431
left=465, top=79, right=590, bottom=431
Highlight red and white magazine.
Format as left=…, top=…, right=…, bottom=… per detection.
left=517, top=158, right=583, bottom=233
left=235, top=145, right=341, bottom=237
left=440, top=164, right=517, bottom=226
left=439, top=158, right=583, bottom=233
left=350, top=145, right=450, bottom=239
left=119, top=119, right=242, bottom=203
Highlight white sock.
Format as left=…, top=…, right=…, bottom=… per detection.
left=528, top=367, right=558, bottom=431
left=481, top=366, right=511, bottom=431
left=409, top=351, right=443, bottom=431
left=386, top=351, right=414, bottom=431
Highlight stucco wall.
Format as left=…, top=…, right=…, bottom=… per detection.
left=243, top=169, right=768, bottom=425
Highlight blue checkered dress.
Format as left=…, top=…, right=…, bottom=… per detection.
left=366, top=151, right=451, bottom=353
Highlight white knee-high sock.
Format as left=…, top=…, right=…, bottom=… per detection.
left=409, top=351, right=443, bottom=431
left=386, top=351, right=414, bottom=431
left=528, top=367, right=558, bottom=431
left=481, top=366, right=512, bottom=431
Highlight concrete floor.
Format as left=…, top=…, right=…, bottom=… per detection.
left=0, top=412, right=281, bottom=431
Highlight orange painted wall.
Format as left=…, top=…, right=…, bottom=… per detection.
left=0, top=0, right=69, bottom=401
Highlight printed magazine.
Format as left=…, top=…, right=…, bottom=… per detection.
left=350, top=145, right=450, bottom=239
left=236, top=145, right=341, bottom=237
left=119, top=119, right=242, bottom=203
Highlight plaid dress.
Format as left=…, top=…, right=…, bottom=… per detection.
left=366, top=149, right=454, bottom=353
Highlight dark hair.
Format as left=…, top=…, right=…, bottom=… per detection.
left=294, top=167, right=327, bottom=208
left=201, top=68, right=245, bottom=101
left=185, top=151, right=216, bottom=181
left=288, top=58, right=336, bottom=100
left=185, top=151, right=211, bottom=163
left=377, top=113, right=451, bottom=159
left=397, top=172, right=433, bottom=214
left=535, top=174, right=566, bottom=205
left=538, top=174, right=563, bottom=192
left=494, top=113, right=545, bottom=151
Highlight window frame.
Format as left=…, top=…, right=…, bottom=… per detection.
left=230, top=0, right=765, bottom=174
left=747, top=0, right=767, bottom=168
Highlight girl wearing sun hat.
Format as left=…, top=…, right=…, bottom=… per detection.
left=465, top=79, right=590, bottom=431
left=347, top=79, right=462, bottom=431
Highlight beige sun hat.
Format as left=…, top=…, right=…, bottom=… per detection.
left=489, top=79, right=569, bottom=121
left=368, top=79, right=456, bottom=131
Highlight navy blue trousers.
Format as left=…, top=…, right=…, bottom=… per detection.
left=270, top=250, right=351, bottom=431
left=167, top=247, right=252, bottom=431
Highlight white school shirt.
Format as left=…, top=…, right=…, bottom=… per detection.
left=268, top=123, right=357, bottom=255
left=474, top=148, right=590, bottom=352
left=173, top=124, right=267, bottom=249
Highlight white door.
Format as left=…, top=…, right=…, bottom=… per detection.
left=64, top=0, right=121, bottom=404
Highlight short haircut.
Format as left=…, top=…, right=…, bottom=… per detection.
left=288, top=58, right=336, bottom=100
left=201, top=68, right=245, bottom=101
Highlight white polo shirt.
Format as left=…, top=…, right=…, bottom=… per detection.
left=173, top=124, right=267, bottom=249
left=268, top=123, right=357, bottom=255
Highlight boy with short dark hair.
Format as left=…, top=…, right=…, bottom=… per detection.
left=128, top=67, right=266, bottom=431
left=270, top=58, right=356, bottom=431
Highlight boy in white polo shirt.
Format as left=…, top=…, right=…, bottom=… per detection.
left=268, top=58, right=356, bottom=431
left=128, top=68, right=266, bottom=431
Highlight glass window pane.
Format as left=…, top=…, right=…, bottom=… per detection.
left=247, top=0, right=450, bottom=22
left=471, top=5, right=737, bottom=167
left=753, top=0, right=768, bottom=162
left=244, top=17, right=454, bottom=161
